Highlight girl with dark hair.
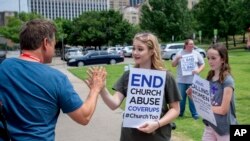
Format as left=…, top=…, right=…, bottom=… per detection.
left=187, top=43, right=238, bottom=141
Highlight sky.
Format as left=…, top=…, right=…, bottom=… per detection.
left=0, top=0, right=28, bottom=12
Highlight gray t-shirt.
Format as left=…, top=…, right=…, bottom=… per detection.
left=174, top=50, right=205, bottom=84
left=113, top=70, right=182, bottom=141
left=203, top=75, right=238, bottom=135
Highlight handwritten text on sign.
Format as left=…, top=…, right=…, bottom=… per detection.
left=181, top=54, right=196, bottom=76
left=192, top=75, right=217, bottom=126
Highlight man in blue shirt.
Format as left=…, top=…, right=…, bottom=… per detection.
left=0, top=19, right=106, bottom=141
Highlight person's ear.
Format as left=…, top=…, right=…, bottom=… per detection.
left=42, top=38, right=49, bottom=51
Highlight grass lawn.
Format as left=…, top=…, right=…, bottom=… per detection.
left=68, top=48, right=250, bottom=140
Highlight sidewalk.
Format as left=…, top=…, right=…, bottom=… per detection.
left=51, top=57, right=123, bottom=141
left=50, top=57, right=184, bottom=141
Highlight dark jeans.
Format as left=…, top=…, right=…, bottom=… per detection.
left=178, top=83, right=198, bottom=118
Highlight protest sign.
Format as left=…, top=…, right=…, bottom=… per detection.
left=123, top=68, right=166, bottom=128
left=192, top=75, right=217, bottom=126
left=181, top=54, right=197, bottom=76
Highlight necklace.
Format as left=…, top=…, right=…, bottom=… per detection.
left=20, top=53, right=41, bottom=62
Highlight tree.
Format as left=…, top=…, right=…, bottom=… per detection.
left=192, top=0, right=246, bottom=48
left=54, top=18, right=72, bottom=56
left=241, top=0, right=250, bottom=29
left=0, top=17, right=22, bottom=43
left=226, top=0, right=246, bottom=46
left=0, top=12, right=43, bottom=43
left=240, top=0, right=250, bottom=43
left=68, top=11, right=106, bottom=48
left=140, top=0, right=193, bottom=42
left=68, top=10, right=138, bottom=48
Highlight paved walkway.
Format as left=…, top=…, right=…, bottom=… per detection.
left=50, top=57, right=183, bottom=141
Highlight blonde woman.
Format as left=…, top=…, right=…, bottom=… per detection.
left=86, top=32, right=181, bottom=141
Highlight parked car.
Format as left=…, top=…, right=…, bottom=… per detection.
left=161, top=43, right=206, bottom=60
left=107, top=46, right=124, bottom=56
left=63, top=47, right=83, bottom=61
left=107, top=47, right=122, bottom=53
left=83, top=47, right=95, bottom=54
left=122, top=46, right=133, bottom=57
left=67, top=51, right=124, bottom=67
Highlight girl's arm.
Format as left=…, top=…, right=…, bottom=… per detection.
left=158, top=101, right=180, bottom=127
left=212, top=86, right=233, bottom=115
left=100, top=88, right=125, bottom=110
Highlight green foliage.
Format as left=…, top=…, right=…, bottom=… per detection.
left=18, top=12, right=43, bottom=21
left=0, top=17, right=22, bottom=43
left=241, top=0, right=250, bottom=30
left=0, top=12, right=44, bottom=43
left=68, top=48, right=250, bottom=140
left=68, top=10, right=138, bottom=47
left=192, top=0, right=249, bottom=42
left=54, top=18, right=70, bottom=41
left=140, top=0, right=193, bottom=42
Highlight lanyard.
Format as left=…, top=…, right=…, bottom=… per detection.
left=20, top=53, right=41, bottom=62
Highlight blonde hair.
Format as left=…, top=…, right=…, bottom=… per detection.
left=133, top=32, right=165, bottom=70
